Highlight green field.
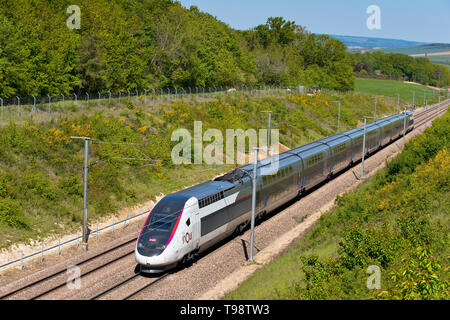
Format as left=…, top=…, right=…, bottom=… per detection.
left=355, top=78, right=446, bottom=105
left=225, top=111, right=450, bottom=300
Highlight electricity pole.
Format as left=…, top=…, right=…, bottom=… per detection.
left=374, top=96, right=377, bottom=119
left=249, top=147, right=259, bottom=262
left=361, top=116, right=375, bottom=178
left=403, top=107, right=407, bottom=146
left=261, top=111, right=273, bottom=159
left=333, top=101, right=341, bottom=133
left=71, top=136, right=91, bottom=251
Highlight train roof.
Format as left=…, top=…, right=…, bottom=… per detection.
left=173, top=179, right=235, bottom=200
left=213, top=112, right=415, bottom=183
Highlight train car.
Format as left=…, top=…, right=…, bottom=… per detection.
left=135, top=111, right=414, bottom=273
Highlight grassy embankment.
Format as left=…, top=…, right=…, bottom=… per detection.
left=225, top=111, right=450, bottom=300
left=0, top=90, right=403, bottom=249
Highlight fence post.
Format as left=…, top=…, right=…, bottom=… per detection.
left=16, top=96, right=20, bottom=117
left=20, top=250, right=24, bottom=271
left=61, top=93, right=64, bottom=109
left=48, top=95, right=51, bottom=113
left=108, top=91, right=111, bottom=104
left=96, top=222, right=99, bottom=242
left=74, top=93, right=77, bottom=104
left=119, top=91, right=121, bottom=104
left=77, top=230, right=79, bottom=248
left=58, top=237, right=61, bottom=256
left=86, top=92, right=89, bottom=106
left=41, top=243, right=44, bottom=263
left=112, top=217, right=115, bottom=235
left=0, top=97, right=3, bottom=120
left=124, top=213, right=129, bottom=229
left=127, top=89, right=130, bottom=101
left=144, top=89, right=147, bottom=104
left=33, top=96, right=36, bottom=113
left=98, top=92, right=101, bottom=106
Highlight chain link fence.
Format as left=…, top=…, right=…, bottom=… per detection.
left=1, top=85, right=448, bottom=121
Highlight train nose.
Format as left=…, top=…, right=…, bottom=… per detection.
left=135, top=248, right=177, bottom=273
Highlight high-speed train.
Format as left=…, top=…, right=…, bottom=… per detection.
left=135, top=111, right=414, bottom=273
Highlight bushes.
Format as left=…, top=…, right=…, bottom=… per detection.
left=386, top=113, right=450, bottom=178
left=0, top=199, right=28, bottom=229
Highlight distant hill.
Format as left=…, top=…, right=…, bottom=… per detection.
left=371, top=43, right=450, bottom=55
left=327, top=34, right=426, bottom=52
left=371, top=43, right=450, bottom=66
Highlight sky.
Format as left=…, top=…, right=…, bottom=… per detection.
left=178, top=0, right=450, bottom=43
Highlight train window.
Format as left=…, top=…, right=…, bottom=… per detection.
left=186, top=218, right=191, bottom=226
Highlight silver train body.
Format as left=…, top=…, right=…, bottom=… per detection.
left=135, top=112, right=414, bottom=273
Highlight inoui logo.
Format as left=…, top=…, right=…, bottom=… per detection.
left=366, top=265, right=381, bottom=290
left=366, top=5, right=381, bottom=30
left=66, top=5, right=81, bottom=30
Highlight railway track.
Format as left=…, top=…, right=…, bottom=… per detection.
left=0, top=99, right=447, bottom=300
left=413, top=102, right=448, bottom=128
left=0, top=237, right=137, bottom=300
left=90, top=273, right=169, bottom=300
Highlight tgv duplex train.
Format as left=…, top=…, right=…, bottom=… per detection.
left=135, top=112, right=414, bottom=273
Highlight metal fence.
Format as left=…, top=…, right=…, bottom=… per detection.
left=1, top=85, right=449, bottom=121
left=0, top=210, right=149, bottom=272
left=0, top=86, right=301, bottom=120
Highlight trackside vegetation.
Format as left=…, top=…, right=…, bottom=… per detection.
left=225, top=111, right=450, bottom=300
left=0, top=91, right=399, bottom=248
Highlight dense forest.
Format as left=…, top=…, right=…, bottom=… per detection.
left=0, top=0, right=355, bottom=98
left=351, top=51, right=450, bottom=87
left=1, top=0, right=448, bottom=99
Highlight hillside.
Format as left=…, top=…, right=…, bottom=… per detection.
left=0, top=91, right=400, bottom=248
left=225, top=110, right=450, bottom=300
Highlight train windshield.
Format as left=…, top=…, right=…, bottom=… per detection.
left=137, top=195, right=187, bottom=257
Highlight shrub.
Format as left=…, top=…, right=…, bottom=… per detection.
left=0, top=199, right=28, bottom=229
